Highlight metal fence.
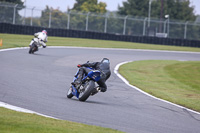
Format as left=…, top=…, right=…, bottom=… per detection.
left=0, top=2, right=200, bottom=40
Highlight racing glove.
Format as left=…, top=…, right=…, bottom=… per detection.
left=34, top=33, right=38, bottom=37
left=77, top=64, right=82, bottom=68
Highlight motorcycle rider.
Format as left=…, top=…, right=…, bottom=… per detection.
left=72, top=58, right=111, bottom=95
left=29, top=30, right=48, bottom=53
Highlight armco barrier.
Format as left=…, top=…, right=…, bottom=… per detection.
left=0, top=23, right=200, bottom=48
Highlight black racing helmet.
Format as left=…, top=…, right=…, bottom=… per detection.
left=101, top=58, right=110, bottom=64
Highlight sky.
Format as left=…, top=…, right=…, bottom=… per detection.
left=23, top=0, right=200, bottom=15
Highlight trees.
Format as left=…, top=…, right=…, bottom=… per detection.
left=40, top=6, right=68, bottom=28
left=0, top=0, right=24, bottom=24
left=0, top=0, right=23, bottom=4
left=118, top=0, right=196, bottom=21
left=117, top=0, right=197, bottom=38
left=72, top=0, right=107, bottom=13
left=171, top=0, right=196, bottom=21
left=69, top=0, right=107, bottom=32
left=118, top=0, right=149, bottom=17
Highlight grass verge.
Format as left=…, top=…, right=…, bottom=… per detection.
left=119, top=60, right=200, bottom=112
left=0, top=107, right=123, bottom=133
left=0, top=33, right=200, bottom=131
left=0, top=33, right=200, bottom=52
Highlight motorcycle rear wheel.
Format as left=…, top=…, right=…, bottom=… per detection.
left=79, top=80, right=95, bottom=101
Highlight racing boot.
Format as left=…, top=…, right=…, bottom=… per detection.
left=71, top=75, right=82, bottom=89
left=72, top=80, right=81, bottom=89
left=29, top=39, right=34, bottom=47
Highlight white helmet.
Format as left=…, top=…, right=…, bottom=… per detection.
left=42, top=30, right=47, bottom=35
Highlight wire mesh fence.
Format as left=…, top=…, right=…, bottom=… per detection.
left=0, top=2, right=200, bottom=40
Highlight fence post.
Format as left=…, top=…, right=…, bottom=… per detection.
left=30, top=7, right=35, bottom=26
left=123, top=15, right=128, bottom=35
left=163, top=19, right=167, bottom=33
left=143, top=18, right=147, bottom=36
left=148, top=0, right=152, bottom=27
left=184, top=21, right=189, bottom=39
left=49, top=10, right=51, bottom=28
left=23, top=3, right=26, bottom=25
left=104, top=14, right=107, bottom=33
left=86, top=12, right=90, bottom=31
left=67, top=11, right=71, bottom=29
left=13, top=4, right=18, bottom=24
left=167, top=17, right=170, bottom=37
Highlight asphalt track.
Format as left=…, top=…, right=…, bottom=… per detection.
left=0, top=47, right=200, bottom=133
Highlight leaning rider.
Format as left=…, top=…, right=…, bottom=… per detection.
left=72, top=58, right=111, bottom=95
left=29, top=30, right=48, bottom=52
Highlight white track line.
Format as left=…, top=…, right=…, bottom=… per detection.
left=0, top=47, right=28, bottom=52
left=0, top=101, right=58, bottom=119
left=0, top=47, right=200, bottom=116
left=48, top=46, right=200, bottom=54
left=114, top=61, right=200, bottom=115
left=1, top=46, right=200, bottom=54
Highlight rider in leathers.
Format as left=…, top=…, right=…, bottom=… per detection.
left=29, top=30, right=47, bottom=52
left=72, top=58, right=111, bottom=95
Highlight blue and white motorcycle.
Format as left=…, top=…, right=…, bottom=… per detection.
left=67, top=67, right=101, bottom=102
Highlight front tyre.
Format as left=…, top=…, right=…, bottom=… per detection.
left=29, top=42, right=37, bottom=54
left=79, top=80, right=95, bottom=102
left=29, top=47, right=33, bottom=54
left=67, top=86, right=73, bottom=98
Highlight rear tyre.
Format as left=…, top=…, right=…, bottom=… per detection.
left=79, top=80, right=95, bottom=102
left=67, top=86, right=73, bottom=98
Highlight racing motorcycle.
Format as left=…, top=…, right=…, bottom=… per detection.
left=67, top=67, right=101, bottom=102
left=29, top=41, right=38, bottom=54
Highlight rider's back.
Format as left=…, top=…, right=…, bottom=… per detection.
left=37, top=32, right=47, bottom=42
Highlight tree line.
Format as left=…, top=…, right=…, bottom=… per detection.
left=0, top=0, right=197, bottom=22
left=0, top=0, right=199, bottom=40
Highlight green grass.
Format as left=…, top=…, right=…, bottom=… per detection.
left=0, top=33, right=200, bottom=52
left=0, top=33, right=200, bottom=131
left=119, top=60, right=200, bottom=112
left=0, top=107, right=123, bottom=133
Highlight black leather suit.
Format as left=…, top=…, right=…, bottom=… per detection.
left=76, top=59, right=111, bottom=92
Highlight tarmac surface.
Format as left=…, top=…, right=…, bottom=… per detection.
left=0, top=47, right=200, bottom=133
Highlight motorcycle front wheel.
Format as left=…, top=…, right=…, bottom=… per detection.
left=29, top=42, right=37, bottom=54
left=29, top=47, right=33, bottom=54
left=67, top=86, right=73, bottom=98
